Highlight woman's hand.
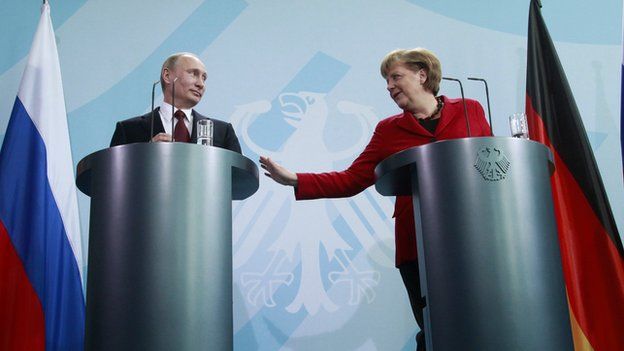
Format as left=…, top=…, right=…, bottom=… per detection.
left=259, top=156, right=298, bottom=187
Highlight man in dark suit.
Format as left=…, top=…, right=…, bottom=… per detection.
left=110, top=52, right=241, bottom=153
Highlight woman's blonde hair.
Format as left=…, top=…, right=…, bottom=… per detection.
left=380, top=48, right=442, bottom=95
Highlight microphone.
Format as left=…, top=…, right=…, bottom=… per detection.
left=467, top=77, right=494, bottom=135
left=171, top=77, right=178, bottom=142
left=149, top=80, right=159, bottom=142
left=442, top=77, right=471, bottom=137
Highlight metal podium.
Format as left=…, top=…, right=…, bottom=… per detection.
left=375, top=137, right=573, bottom=351
left=76, top=143, right=258, bottom=351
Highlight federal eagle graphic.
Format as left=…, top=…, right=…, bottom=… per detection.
left=474, top=147, right=510, bottom=181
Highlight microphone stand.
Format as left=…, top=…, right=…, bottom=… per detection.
left=442, top=77, right=471, bottom=137
left=468, top=77, right=494, bottom=135
left=171, top=77, right=178, bottom=142
left=149, top=81, right=159, bottom=142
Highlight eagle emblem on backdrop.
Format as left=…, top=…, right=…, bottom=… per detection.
left=230, top=91, right=395, bottom=325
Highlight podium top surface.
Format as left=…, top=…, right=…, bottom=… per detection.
left=374, top=137, right=554, bottom=196
left=76, top=143, right=259, bottom=200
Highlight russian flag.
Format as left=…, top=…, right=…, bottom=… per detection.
left=0, top=2, right=85, bottom=350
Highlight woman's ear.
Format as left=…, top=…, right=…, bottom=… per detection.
left=418, top=69, right=428, bottom=85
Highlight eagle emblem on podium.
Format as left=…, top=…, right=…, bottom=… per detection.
left=474, top=147, right=510, bottom=181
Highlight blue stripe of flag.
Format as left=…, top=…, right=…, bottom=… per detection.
left=0, top=97, right=85, bottom=350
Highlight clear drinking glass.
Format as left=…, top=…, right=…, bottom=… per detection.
left=509, top=112, right=529, bottom=139
left=196, top=119, right=213, bottom=146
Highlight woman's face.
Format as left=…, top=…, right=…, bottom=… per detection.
left=385, top=61, right=429, bottom=113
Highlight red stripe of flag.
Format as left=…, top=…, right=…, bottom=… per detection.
left=0, top=220, right=45, bottom=350
left=526, top=1, right=624, bottom=350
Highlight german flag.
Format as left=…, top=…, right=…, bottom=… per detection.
left=526, top=0, right=624, bottom=350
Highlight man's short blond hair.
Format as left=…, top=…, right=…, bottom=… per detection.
left=380, top=48, right=442, bottom=95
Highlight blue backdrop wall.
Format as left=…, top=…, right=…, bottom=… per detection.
left=1, top=1, right=622, bottom=350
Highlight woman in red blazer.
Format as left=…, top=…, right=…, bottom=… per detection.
left=260, top=48, right=492, bottom=351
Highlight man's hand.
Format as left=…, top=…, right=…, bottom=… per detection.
left=151, top=133, right=172, bottom=142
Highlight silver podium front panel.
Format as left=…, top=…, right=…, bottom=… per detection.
left=376, top=137, right=573, bottom=351
left=77, top=143, right=258, bottom=351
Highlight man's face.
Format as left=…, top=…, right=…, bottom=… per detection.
left=163, top=55, right=207, bottom=109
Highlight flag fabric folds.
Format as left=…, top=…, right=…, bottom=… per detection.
left=0, top=2, right=85, bottom=350
left=526, top=0, right=624, bottom=350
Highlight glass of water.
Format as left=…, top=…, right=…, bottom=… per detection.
left=509, top=113, right=529, bottom=139
left=196, top=119, right=213, bottom=146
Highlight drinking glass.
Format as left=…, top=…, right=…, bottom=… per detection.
left=196, top=119, right=213, bottom=146
left=509, top=113, right=529, bottom=139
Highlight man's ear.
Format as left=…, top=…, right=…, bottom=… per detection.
left=162, top=68, right=172, bottom=85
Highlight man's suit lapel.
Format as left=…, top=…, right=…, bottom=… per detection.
left=144, top=107, right=165, bottom=141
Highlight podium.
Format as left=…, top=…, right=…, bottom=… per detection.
left=375, top=137, right=573, bottom=351
left=76, top=143, right=258, bottom=351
